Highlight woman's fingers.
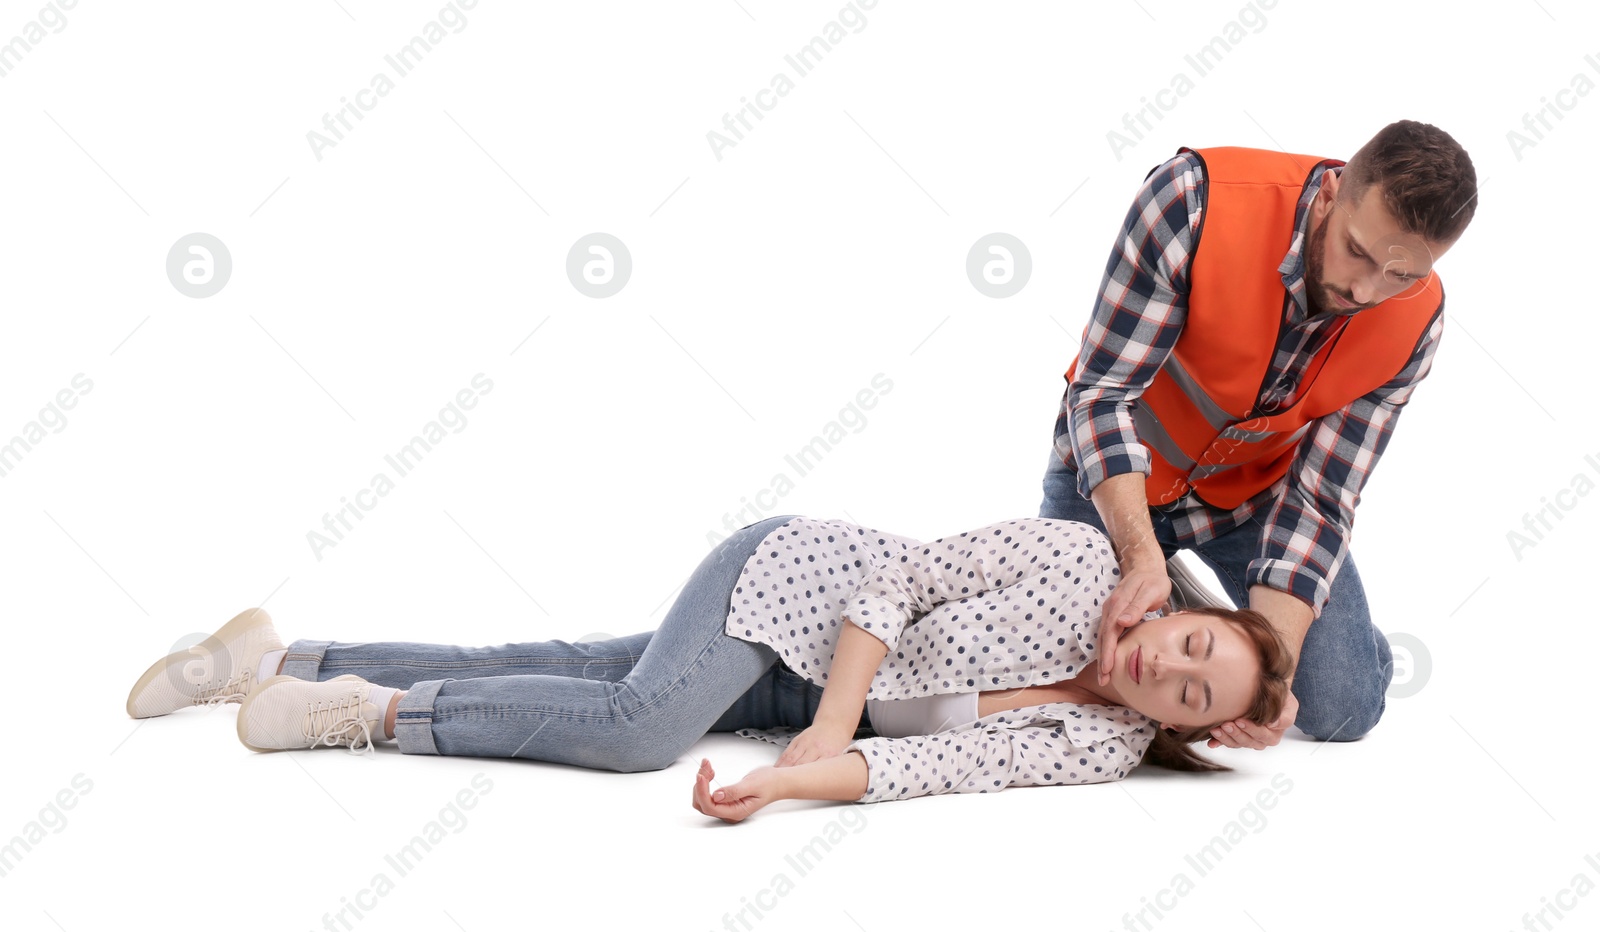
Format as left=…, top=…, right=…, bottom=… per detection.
left=693, top=758, right=749, bottom=823
left=693, top=759, right=716, bottom=813
left=777, top=737, right=820, bottom=768
left=778, top=741, right=805, bottom=767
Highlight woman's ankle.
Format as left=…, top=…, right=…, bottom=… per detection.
left=384, top=692, right=404, bottom=740
left=256, top=648, right=291, bottom=684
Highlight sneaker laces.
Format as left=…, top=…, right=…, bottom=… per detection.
left=302, top=689, right=379, bottom=757
left=193, top=668, right=255, bottom=708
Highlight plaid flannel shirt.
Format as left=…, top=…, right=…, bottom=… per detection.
left=1054, top=150, right=1444, bottom=618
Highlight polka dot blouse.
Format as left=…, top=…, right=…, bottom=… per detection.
left=725, top=515, right=1157, bottom=803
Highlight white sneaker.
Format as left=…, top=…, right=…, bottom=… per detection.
left=237, top=674, right=385, bottom=755
left=125, top=608, right=285, bottom=718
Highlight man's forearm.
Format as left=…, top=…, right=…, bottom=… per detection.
left=1089, top=471, right=1167, bottom=573
left=1247, top=584, right=1312, bottom=680
left=812, top=618, right=890, bottom=731
left=773, top=750, right=871, bottom=802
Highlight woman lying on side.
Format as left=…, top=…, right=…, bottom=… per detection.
left=124, top=514, right=1292, bottom=823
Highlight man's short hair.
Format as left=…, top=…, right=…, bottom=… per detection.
left=1339, top=120, right=1477, bottom=245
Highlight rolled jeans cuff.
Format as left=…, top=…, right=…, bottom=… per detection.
left=394, top=679, right=448, bottom=755
left=279, top=639, right=333, bottom=681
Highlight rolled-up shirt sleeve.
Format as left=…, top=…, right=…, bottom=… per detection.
left=1249, top=305, right=1445, bottom=617
left=839, top=519, right=1087, bottom=654
left=1063, top=151, right=1201, bottom=499
left=843, top=720, right=1146, bottom=803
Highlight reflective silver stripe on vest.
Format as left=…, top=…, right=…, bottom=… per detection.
left=1226, top=421, right=1310, bottom=444
left=1189, top=461, right=1234, bottom=479
left=1132, top=403, right=1197, bottom=470
left=1163, top=354, right=1235, bottom=433
left=1140, top=354, right=1317, bottom=479
left=1188, top=422, right=1313, bottom=478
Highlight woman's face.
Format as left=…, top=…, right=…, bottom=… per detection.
left=1108, top=611, right=1260, bottom=729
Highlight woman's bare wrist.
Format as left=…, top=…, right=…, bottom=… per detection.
left=811, top=707, right=863, bottom=735
left=763, top=766, right=793, bottom=801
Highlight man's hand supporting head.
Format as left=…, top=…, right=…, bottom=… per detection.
left=1089, top=471, right=1311, bottom=750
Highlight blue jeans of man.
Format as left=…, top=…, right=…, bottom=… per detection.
left=1038, top=447, right=1393, bottom=741
left=279, top=514, right=871, bottom=771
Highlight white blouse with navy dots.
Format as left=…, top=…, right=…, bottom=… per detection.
left=724, top=516, right=1157, bottom=803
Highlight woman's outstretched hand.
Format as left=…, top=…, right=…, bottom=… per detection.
left=693, top=758, right=781, bottom=823
left=774, top=722, right=854, bottom=767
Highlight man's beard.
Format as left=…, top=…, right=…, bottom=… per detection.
left=1304, top=208, right=1366, bottom=316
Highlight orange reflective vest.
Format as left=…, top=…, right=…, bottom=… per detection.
left=1064, top=145, right=1444, bottom=510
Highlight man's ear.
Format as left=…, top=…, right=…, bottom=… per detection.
left=1313, top=169, right=1342, bottom=218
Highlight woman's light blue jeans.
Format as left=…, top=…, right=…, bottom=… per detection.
left=278, top=514, right=871, bottom=771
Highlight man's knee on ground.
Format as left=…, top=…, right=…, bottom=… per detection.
left=1295, top=697, right=1385, bottom=742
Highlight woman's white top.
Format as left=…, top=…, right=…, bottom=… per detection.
left=865, top=691, right=981, bottom=738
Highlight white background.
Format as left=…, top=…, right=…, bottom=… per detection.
left=3, top=1, right=1595, bottom=930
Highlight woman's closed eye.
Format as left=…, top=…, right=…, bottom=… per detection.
left=1177, top=634, right=1203, bottom=707
left=1180, top=634, right=1192, bottom=707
